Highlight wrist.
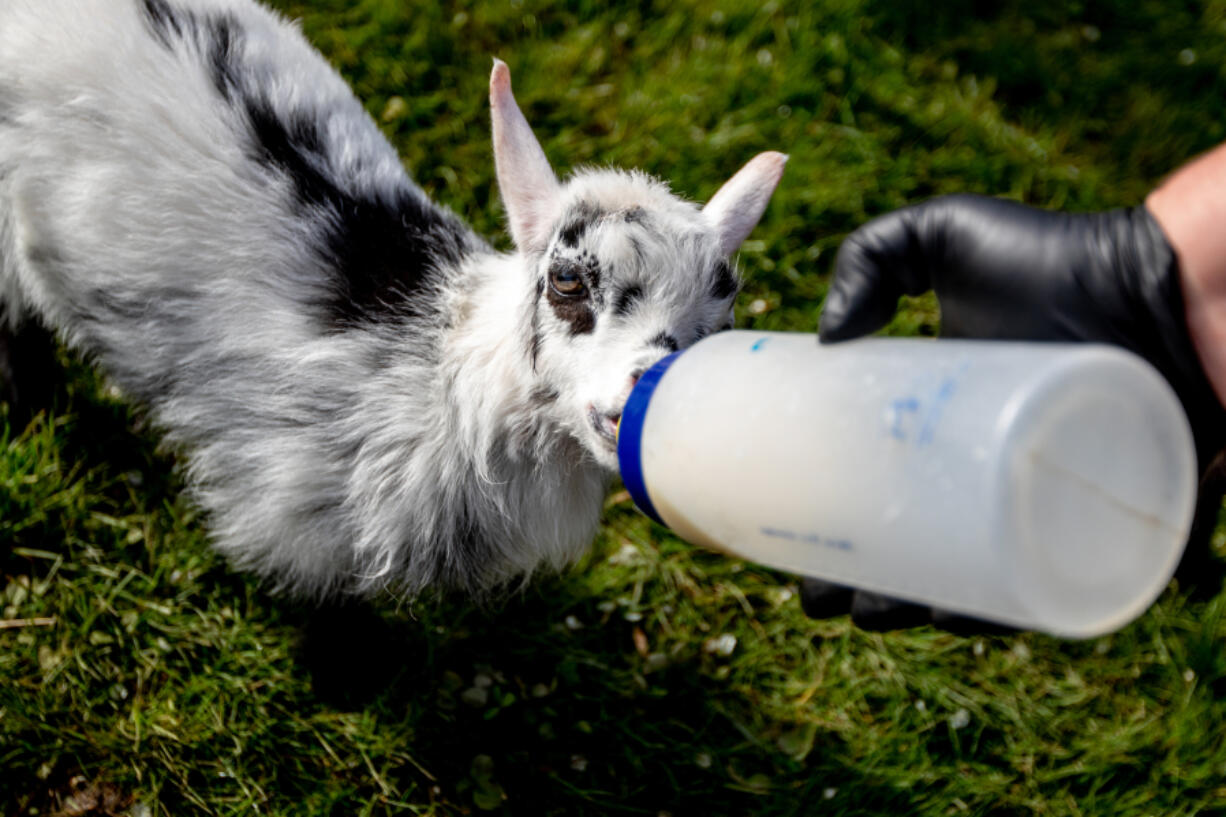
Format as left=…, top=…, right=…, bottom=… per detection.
left=1147, top=146, right=1226, bottom=409
left=1176, top=273, right=1226, bottom=411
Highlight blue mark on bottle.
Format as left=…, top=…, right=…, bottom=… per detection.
left=750, top=337, right=770, bottom=352
left=760, top=526, right=853, bottom=552
left=888, top=366, right=965, bottom=446
left=917, top=376, right=957, bottom=445
left=889, top=397, right=921, bottom=440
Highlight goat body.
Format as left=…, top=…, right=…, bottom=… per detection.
left=0, top=0, right=785, bottom=597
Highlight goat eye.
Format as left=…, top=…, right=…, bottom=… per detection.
left=549, top=264, right=587, bottom=297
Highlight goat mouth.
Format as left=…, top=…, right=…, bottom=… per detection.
left=587, top=405, right=619, bottom=450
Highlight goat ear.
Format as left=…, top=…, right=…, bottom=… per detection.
left=703, top=152, right=788, bottom=256
left=491, top=59, right=562, bottom=254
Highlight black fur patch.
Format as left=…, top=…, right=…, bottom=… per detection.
left=323, top=185, right=476, bottom=330
left=710, top=259, right=738, bottom=300
left=613, top=284, right=643, bottom=317
left=144, top=2, right=478, bottom=329
left=237, top=95, right=475, bottom=329
left=648, top=332, right=679, bottom=353
left=141, top=0, right=185, bottom=47
left=557, top=203, right=602, bottom=248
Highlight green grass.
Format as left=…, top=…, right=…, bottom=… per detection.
left=4, top=1, right=1226, bottom=814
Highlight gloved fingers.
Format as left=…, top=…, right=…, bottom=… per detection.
left=929, top=609, right=1016, bottom=637
left=819, top=204, right=935, bottom=343
left=848, top=590, right=930, bottom=631
left=799, top=577, right=854, bottom=618
left=800, top=577, right=1018, bottom=634
left=800, top=577, right=929, bottom=630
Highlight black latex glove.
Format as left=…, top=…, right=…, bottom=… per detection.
left=803, top=194, right=1226, bottom=632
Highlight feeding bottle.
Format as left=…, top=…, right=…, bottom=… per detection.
left=616, top=331, right=1197, bottom=637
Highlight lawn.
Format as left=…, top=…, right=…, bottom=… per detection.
left=4, top=0, right=1226, bottom=815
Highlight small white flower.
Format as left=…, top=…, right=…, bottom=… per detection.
left=570, top=754, right=588, bottom=772
left=694, top=752, right=712, bottom=769
left=704, top=633, right=737, bottom=656
left=823, top=787, right=838, bottom=800
left=564, top=615, right=583, bottom=630
left=949, top=708, right=971, bottom=730
left=769, top=586, right=794, bottom=606
left=608, top=543, right=640, bottom=565
left=914, top=700, right=927, bottom=713
left=461, top=687, right=488, bottom=707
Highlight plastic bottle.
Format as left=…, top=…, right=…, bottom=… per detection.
left=617, top=331, right=1197, bottom=638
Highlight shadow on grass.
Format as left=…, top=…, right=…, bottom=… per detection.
left=0, top=349, right=178, bottom=576
left=292, top=590, right=900, bottom=816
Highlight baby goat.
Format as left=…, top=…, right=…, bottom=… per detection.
left=0, top=0, right=785, bottom=598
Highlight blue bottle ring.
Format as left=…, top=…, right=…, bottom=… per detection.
left=616, top=352, right=680, bottom=526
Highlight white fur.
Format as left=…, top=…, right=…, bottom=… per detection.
left=0, top=0, right=785, bottom=598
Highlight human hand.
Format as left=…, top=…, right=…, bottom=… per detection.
left=803, top=194, right=1226, bottom=631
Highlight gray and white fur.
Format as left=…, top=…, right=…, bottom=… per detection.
left=0, top=0, right=786, bottom=598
